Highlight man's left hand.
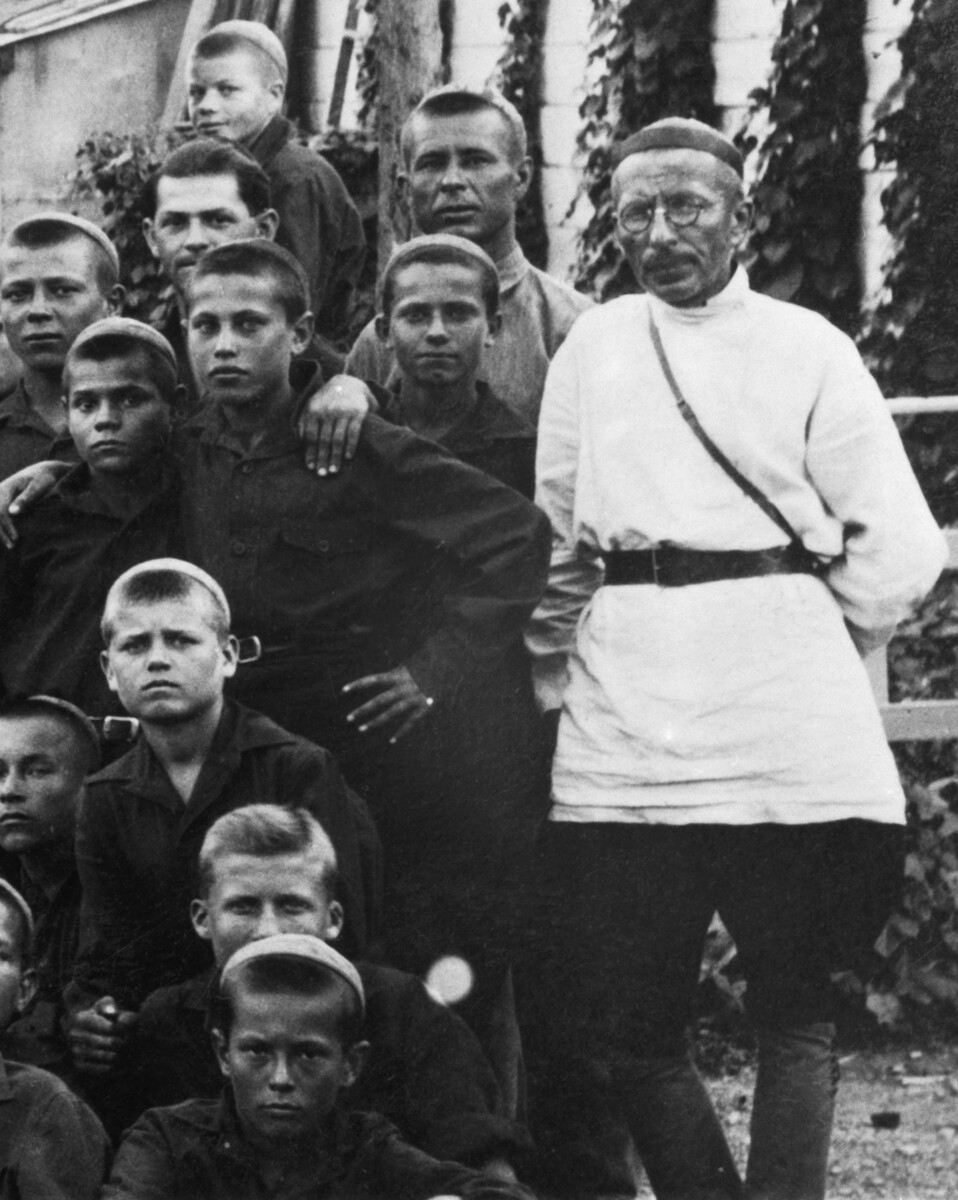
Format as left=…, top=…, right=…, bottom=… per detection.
left=343, top=666, right=434, bottom=743
left=298, top=374, right=374, bottom=475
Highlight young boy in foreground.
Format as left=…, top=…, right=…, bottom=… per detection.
left=0, top=878, right=109, bottom=1198
left=0, top=697, right=99, bottom=1076
left=105, top=933, right=534, bottom=1200
left=0, top=318, right=180, bottom=712
left=67, top=560, right=379, bottom=1087
left=132, top=805, right=529, bottom=1178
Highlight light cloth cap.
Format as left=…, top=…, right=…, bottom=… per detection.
left=68, top=317, right=177, bottom=374
left=222, top=933, right=365, bottom=1015
left=106, top=558, right=231, bottom=628
left=385, top=232, right=498, bottom=278
left=5, top=211, right=120, bottom=277
left=613, top=117, right=744, bottom=178
left=194, top=19, right=288, bottom=82
left=26, top=695, right=101, bottom=770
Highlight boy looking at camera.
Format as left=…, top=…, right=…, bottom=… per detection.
left=0, top=878, right=109, bottom=1199
left=105, top=934, right=533, bottom=1200
left=67, top=561, right=379, bottom=1097
left=132, top=805, right=528, bottom=1178
left=0, top=318, right=180, bottom=714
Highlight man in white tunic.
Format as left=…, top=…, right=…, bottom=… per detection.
left=523, top=119, right=946, bottom=1200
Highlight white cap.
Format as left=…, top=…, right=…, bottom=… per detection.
left=106, top=558, right=231, bottom=628
left=192, top=19, right=288, bottom=82
left=222, top=933, right=365, bottom=1014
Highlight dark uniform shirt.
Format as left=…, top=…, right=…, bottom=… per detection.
left=0, top=1055, right=110, bottom=1200
left=104, top=1100, right=534, bottom=1200
left=247, top=115, right=365, bottom=336
left=69, top=702, right=381, bottom=1013
left=0, top=859, right=80, bottom=1078
left=0, top=458, right=179, bottom=714
left=132, top=962, right=530, bottom=1167
left=178, top=404, right=550, bottom=704
left=0, top=379, right=79, bottom=481
left=386, top=381, right=536, bottom=498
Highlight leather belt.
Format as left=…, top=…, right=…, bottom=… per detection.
left=603, top=543, right=820, bottom=588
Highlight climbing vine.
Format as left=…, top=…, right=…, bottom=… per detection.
left=495, top=0, right=550, bottom=269
left=736, top=0, right=866, bottom=334
left=572, top=0, right=716, bottom=300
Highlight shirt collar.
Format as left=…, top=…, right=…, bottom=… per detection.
left=648, top=263, right=750, bottom=327
left=494, top=244, right=530, bottom=296
left=0, top=378, right=67, bottom=440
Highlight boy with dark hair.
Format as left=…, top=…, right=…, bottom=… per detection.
left=0, top=213, right=124, bottom=479
left=0, top=697, right=99, bottom=1076
left=67, top=560, right=380, bottom=1090
left=133, top=805, right=529, bottom=1178
left=0, top=318, right=181, bottom=713
left=178, top=238, right=549, bottom=1083
left=186, top=19, right=365, bottom=335
left=105, top=934, right=534, bottom=1200
left=375, top=232, right=534, bottom=497
left=0, top=878, right=110, bottom=1198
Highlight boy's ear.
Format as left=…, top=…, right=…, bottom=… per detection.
left=212, top=1028, right=231, bottom=1079
left=514, top=155, right=534, bottom=204
left=290, top=311, right=314, bottom=357
left=190, top=898, right=212, bottom=941
left=324, top=899, right=345, bottom=943
left=15, top=968, right=38, bottom=1016
left=485, top=310, right=502, bottom=345
left=170, top=383, right=190, bottom=421
left=255, top=209, right=280, bottom=241
left=100, top=649, right=119, bottom=694
left=374, top=314, right=390, bottom=346
left=342, top=1040, right=369, bottom=1090
left=221, top=635, right=240, bottom=681
left=142, top=218, right=160, bottom=261
left=106, top=283, right=126, bottom=315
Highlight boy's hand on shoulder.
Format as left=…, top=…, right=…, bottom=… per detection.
left=0, top=460, right=71, bottom=548
left=299, top=374, right=375, bottom=476
left=68, top=995, right=138, bottom=1074
left=343, top=665, right=433, bottom=744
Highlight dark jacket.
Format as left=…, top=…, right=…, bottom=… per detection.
left=69, top=702, right=381, bottom=1012
left=0, top=458, right=179, bottom=712
left=0, top=379, right=79, bottom=482
left=247, top=115, right=365, bottom=336
left=104, top=1099, right=533, bottom=1200
left=132, top=962, right=531, bottom=1167
left=0, top=1055, right=110, bottom=1199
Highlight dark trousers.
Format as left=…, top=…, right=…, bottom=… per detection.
left=518, top=820, right=904, bottom=1199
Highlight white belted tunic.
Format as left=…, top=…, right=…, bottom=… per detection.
left=526, top=269, right=947, bottom=826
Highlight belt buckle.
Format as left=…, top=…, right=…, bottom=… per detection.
left=237, top=635, right=263, bottom=664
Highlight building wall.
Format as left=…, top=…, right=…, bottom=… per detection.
left=0, top=0, right=191, bottom=233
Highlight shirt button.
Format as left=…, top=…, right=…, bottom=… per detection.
left=318, top=539, right=330, bottom=552
left=240, top=463, right=253, bottom=474
left=231, top=540, right=246, bottom=555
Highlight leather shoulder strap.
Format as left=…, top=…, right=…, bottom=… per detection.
left=648, top=310, right=800, bottom=543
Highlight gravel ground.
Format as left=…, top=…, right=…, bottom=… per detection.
left=634, top=1048, right=958, bottom=1199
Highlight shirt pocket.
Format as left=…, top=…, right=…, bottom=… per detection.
left=279, top=519, right=372, bottom=558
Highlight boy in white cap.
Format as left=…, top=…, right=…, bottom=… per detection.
left=0, top=697, right=99, bottom=1077
left=187, top=19, right=365, bottom=335
left=0, top=877, right=110, bottom=1199
left=105, top=932, right=534, bottom=1200
left=0, top=213, right=123, bottom=481
left=0, top=317, right=181, bottom=714
left=66, top=559, right=379, bottom=1113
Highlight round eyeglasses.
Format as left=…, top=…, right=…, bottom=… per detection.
left=616, top=196, right=714, bottom=235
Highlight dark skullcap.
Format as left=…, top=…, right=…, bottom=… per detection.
left=612, top=117, right=743, bottom=178
left=5, top=211, right=120, bottom=276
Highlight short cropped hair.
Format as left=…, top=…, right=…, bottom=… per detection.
left=211, top=953, right=363, bottom=1047
left=0, top=696, right=100, bottom=774
left=197, top=805, right=340, bottom=900
left=101, top=568, right=230, bottom=646
left=3, top=218, right=119, bottom=294
left=188, top=239, right=308, bottom=322
left=400, top=88, right=528, bottom=169
left=143, top=139, right=272, bottom=220
left=380, top=240, right=500, bottom=325
left=64, top=333, right=178, bottom=403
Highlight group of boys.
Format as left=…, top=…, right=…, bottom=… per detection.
left=0, top=14, right=592, bottom=1200
left=0, top=13, right=942, bottom=1200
